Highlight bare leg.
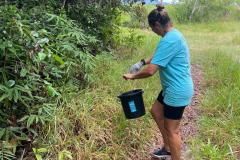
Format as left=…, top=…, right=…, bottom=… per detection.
left=150, top=100, right=170, bottom=151
left=164, top=118, right=182, bottom=160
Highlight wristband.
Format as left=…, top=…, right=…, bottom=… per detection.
left=141, top=59, right=146, bottom=65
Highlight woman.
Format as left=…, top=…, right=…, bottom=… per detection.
left=123, top=6, right=194, bottom=160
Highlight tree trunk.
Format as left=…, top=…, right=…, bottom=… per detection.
left=189, top=0, right=199, bottom=21
left=236, top=2, right=240, bottom=10
left=62, top=0, right=67, bottom=9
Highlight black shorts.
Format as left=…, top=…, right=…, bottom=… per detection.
left=157, top=91, right=186, bottom=120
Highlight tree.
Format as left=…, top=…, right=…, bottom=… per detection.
left=174, top=0, right=239, bottom=22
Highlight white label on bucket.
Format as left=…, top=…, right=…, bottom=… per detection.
left=128, top=100, right=137, bottom=113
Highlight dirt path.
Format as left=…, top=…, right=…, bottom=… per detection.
left=145, top=64, right=203, bottom=160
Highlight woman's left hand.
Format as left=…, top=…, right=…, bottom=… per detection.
left=123, top=73, right=135, bottom=80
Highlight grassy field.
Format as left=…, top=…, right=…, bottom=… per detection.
left=185, top=21, right=240, bottom=159
left=38, top=19, right=240, bottom=159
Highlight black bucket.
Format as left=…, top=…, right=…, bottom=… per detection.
left=118, top=89, right=145, bottom=119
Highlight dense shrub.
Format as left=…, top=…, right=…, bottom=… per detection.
left=0, top=1, right=154, bottom=159
left=124, top=4, right=148, bottom=28
left=2, top=0, right=122, bottom=50
left=65, top=0, right=122, bottom=49
left=0, top=5, right=97, bottom=158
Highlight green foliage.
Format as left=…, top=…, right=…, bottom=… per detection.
left=58, top=150, right=73, bottom=160
left=124, top=4, right=148, bottom=28
left=173, top=0, right=240, bottom=23
left=2, top=0, right=122, bottom=50
left=0, top=4, right=97, bottom=158
left=65, top=1, right=122, bottom=48
left=190, top=139, right=236, bottom=159
left=33, top=148, right=48, bottom=160
left=0, top=0, right=146, bottom=159
left=120, top=28, right=144, bottom=51
left=0, top=141, right=16, bottom=160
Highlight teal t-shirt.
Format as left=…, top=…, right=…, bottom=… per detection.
left=151, top=29, right=194, bottom=107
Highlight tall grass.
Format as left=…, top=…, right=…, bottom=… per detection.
left=38, top=29, right=162, bottom=159
left=189, top=52, right=240, bottom=160
left=184, top=21, right=240, bottom=159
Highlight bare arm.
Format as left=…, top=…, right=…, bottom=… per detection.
left=123, top=64, right=159, bottom=80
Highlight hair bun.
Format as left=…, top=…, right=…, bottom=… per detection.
left=156, top=5, right=165, bottom=11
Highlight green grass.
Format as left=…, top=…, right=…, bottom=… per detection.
left=181, top=21, right=240, bottom=159
left=189, top=52, right=240, bottom=160
left=38, top=19, right=240, bottom=159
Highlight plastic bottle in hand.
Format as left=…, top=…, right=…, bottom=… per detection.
left=129, top=60, right=145, bottom=73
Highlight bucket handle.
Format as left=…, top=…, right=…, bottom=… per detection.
left=117, top=89, right=144, bottom=98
